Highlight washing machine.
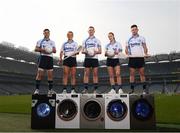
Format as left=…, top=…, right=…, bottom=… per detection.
left=105, top=94, right=130, bottom=129
left=55, top=94, right=80, bottom=129
left=80, top=94, right=105, bottom=129
left=31, top=94, right=56, bottom=129
left=129, top=94, right=156, bottom=130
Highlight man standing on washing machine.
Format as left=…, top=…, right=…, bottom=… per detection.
left=125, top=24, right=149, bottom=94
left=34, top=29, right=56, bottom=95
left=59, top=31, right=79, bottom=94
left=105, top=32, right=123, bottom=94
left=82, top=26, right=102, bottom=94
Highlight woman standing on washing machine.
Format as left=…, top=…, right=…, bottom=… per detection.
left=59, top=31, right=79, bottom=93
left=105, top=32, right=123, bottom=94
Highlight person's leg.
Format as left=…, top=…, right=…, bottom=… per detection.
left=139, top=67, right=147, bottom=93
left=83, top=67, right=90, bottom=92
left=35, top=69, right=44, bottom=92
left=47, top=69, right=53, bottom=91
left=63, top=66, right=70, bottom=92
left=107, top=67, right=115, bottom=89
left=93, top=67, right=98, bottom=91
left=129, top=67, right=136, bottom=93
left=115, top=65, right=123, bottom=93
left=70, top=66, right=76, bottom=92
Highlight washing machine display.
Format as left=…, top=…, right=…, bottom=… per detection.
left=133, top=99, right=153, bottom=120
left=80, top=94, right=105, bottom=129
left=130, top=94, right=156, bottom=130
left=83, top=100, right=101, bottom=120
left=56, top=94, right=80, bottom=129
left=105, top=94, right=130, bottom=129
left=107, top=99, right=128, bottom=121
left=37, top=103, right=51, bottom=118
left=31, top=94, right=56, bottom=129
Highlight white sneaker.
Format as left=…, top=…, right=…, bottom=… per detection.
left=62, top=89, right=67, bottom=94
left=48, top=89, right=56, bottom=95
left=93, top=90, right=99, bottom=94
left=118, top=88, right=124, bottom=94
left=142, top=90, right=148, bottom=95
left=82, top=89, right=88, bottom=94
left=71, top=89, right=76, bottom=94
left=108, top=89, right=116, bottom=94
left=34, top=89, right=39, bottom=95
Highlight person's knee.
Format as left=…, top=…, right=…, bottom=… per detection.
left=93, top=71, right=98, bottom=77
left=130, top=71, right=135, bottom=77
left=115, top=71, right=120, bottom=77
left=139, top=70, right=145, bottom=77
left=84, top=69, right=90, bottom=77
left=36, top=71, right=44, bottom=79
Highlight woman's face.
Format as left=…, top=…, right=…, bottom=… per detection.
left=108, top=33, right=114, bottom=42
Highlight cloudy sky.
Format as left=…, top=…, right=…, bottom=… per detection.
left=0, top=0, right=179, bottom=60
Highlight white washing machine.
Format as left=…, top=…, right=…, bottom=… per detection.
left=105, top=94, right=130, bottom=129
left=55, top=94, right=80, bottom=129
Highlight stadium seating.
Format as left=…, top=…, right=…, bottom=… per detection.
left=0, top=42, right=179, bottom=95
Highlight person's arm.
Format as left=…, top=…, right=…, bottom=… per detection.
left=52, top=41, right=56, bottom=53
left=125, top=46, right=129, bottom=55
left=82, top=40, right=87, bottom=54
left=59, top=44, right=64, bottom=63
left=95, top=40, right=102, bottom=54
left=142, top=37, right=148, bottom=56
left=142, top=43, right=148, bottom=56
left=34, top=43, right=47, bottom=54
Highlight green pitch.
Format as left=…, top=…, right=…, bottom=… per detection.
left=0, top=94, right=179, bottom=132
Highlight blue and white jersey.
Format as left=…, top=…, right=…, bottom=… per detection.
left=61, top=40, right=78, bottom=57
left=36, top=39, right=56, bottom=57
left=82, top=36, right=101, bottom=59
left=126, top=35, right=146, bottom=57
left=105, top=41, right=122, bottom=59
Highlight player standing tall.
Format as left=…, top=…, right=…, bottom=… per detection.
left=82, top=26, right=102, bottom=94
left=60, top=31, right=78, bottom=94
left=34, top=29, right=56, bottom=95
left=105, top=32, right=123, bottom=94
left=125, top=25, right=149, bottom=94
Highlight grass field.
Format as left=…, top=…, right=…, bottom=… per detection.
left=0, top=94, right=179, bottom=132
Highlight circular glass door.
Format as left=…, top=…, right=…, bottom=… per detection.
left=132, top=99, right=153, bottom=120
left=83, top=100, right=101, bottom=120
left=107, top=100, right=128, bottom=121
left=36, top=103, right=51, bottom=118
left=57, top=99, right=78, bottom=121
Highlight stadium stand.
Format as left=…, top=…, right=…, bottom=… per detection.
left=0, top=42, right=179, bottom=95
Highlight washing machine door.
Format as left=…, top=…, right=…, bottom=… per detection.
left=57, top=99, right=78, bottom=121
left=83, top=100, right=102, bottom=120
left=36, top=103, right=51, bottom=118
left=107, top=99, right=128, bottom=121
left=132, top=99, right=153, bottom=120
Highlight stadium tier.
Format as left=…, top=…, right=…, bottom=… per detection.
left=0, top=43, right=180, bottom=95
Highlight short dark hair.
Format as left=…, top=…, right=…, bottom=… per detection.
left=89, top=26, right=95, bottom=30
left=131, top=25, right=138, bottom=28
left=43, top=29, right=50, bottom=32
left=67, top=31, right=73, bottom=34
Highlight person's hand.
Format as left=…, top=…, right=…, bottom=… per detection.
left=41, top=48, right=49, bottom=54
left=114, top=51, right=119, bottom=55
left=144, top=53, right=150, bottom=58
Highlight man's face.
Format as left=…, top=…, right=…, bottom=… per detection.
left=131, top=27, right=139, bottom=36
left=43, top=31, right=50, bottom=38
left=88, top=27, right=95, bottom=36
left=67, top=32, right=73, bottom=40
